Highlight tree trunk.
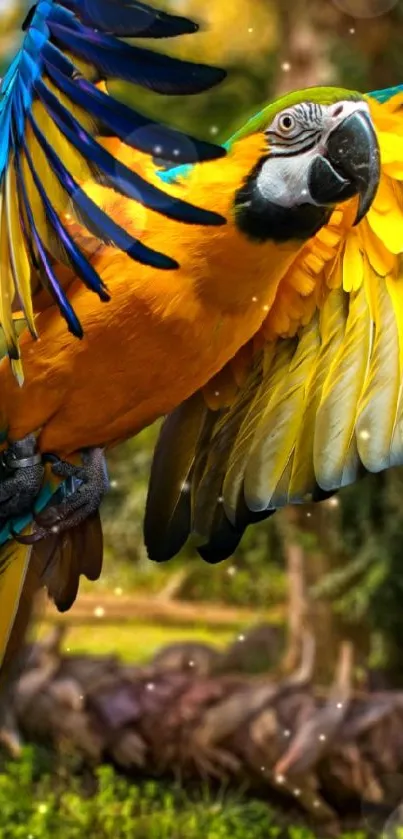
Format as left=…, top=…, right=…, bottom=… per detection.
left=278, top=508, right=309, bottom=674
left=273, top=0, right=335, bottom=96
left=279, top=504, right=371, bottom=685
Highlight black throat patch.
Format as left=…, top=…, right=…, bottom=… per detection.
left=234, top=157, right=332, bottom=243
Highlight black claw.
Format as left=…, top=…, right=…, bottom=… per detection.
left=17, top=447, right=108, bottom=540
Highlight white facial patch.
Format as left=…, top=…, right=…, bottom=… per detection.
left=256, top=151, right=318, bottom=208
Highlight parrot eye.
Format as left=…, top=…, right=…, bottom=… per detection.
left=278, top=112, right=296, bottom=134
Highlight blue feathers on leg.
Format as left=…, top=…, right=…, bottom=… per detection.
left=14, top=448, right=109, bottom=544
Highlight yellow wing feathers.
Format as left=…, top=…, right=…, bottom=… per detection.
left=148, top=92, right=403, bottom=551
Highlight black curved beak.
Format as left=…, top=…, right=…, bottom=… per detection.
left=308, top=110, right=381, bottom=226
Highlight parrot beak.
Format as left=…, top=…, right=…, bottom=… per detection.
left=308, top=109, right=381, bottom=226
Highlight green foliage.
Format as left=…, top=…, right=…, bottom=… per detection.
left=311, top=469, right=403, bottom=678
left=0, top=747, right=370, bottom=839
left=102, top=427, right=160, bottom=569
left=179, top=530, right=286, bottom=609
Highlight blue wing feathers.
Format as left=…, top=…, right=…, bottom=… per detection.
left=62, top=0, right=200, bottom=39
left=47, top=16, right=225, bottom=94
left=0, top=0, right=226, bottom=362
left=21, top=137, right=110, bottom=302
left=35, top=76, right=224, bottom=228
left=28, top=112, right=179, bottom=267
left=14, top=148, right=84, bottom=337
left=42, top=42, right=225, bottom=163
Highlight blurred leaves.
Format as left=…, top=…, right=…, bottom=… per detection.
left=0, top=747, right=369, bottom=839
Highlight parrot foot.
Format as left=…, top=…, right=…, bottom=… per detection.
left=14, top=448, right=109, bottom=542
left=0, top=434, right=44, bottom=520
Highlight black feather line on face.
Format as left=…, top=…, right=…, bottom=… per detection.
left=233, top=156, right=332, bottom=244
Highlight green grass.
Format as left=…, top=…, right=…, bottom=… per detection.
left=0, top=747, right=370, bottom=839
left=38, top=620, right=233, bottom=664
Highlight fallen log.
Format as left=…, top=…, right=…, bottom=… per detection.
left=2, top=625, right=403, bottom=836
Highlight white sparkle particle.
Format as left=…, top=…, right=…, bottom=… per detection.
left=146, top=682, right=155, bottom=691
left=260, top=765, right=266, bottom=772
left=227, top=566, right=237, bottom=577
left=283, top=729, right=291, bottom=738
left=210, top=125, right=219, bottom=135
left=38, top=804, right=48, bottom=814
left=281, top=61, right=291, bottom=72
left=252, top=296, right=258, bottom=302
left=248, top=27, right=254, bottom=33
left=66, top=647, right=70, bottom=652
left=275, top=774, right=285, bottom=784
left=337, top=702, right=343, bottom=709
left=359, top=429, right=370, bottom=441
left=154, top=145, right=163, bottom=155
left=238, top=634, right=245, bottom=643
left=306, top=512, right=312, bottom=518
left=214, top=390, right=220, bottom=397
left=181, top=481, right=190, bottom=492
left=218, top=495, right=224, bottom=503
left=51, top=525, right=59, bottom=534
left=188, top=660, right=195, bottom=668
left=294, top=788, right=301, bottom=797
left=328, top=497, right=340, bottom=508
left=94, top=606, right=105, bottom=618
left=313, top=800, right=320, bottom=808
left=319, top=733, right=326, bottom=742
left=110, top=479, right=118, bottom=489
left=114, top=587, right=123, bottom=596
left=349, top=27, right=355, bottom=34
left=173, top=149, right=180, bottom=157
left=263, top=304, right=269, bottom=312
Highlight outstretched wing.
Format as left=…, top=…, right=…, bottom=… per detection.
left=0, top=0, right=226, bottom=372
left=144, top=90, right=403, bottom=564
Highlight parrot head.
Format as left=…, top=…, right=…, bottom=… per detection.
left=230, top=87, right=381, bottom=243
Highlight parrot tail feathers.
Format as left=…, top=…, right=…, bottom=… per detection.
left=40, top=511, right=103, bottom=613
left=0, top=536, right=34, bottom=674
left=0, top=512, right=103, bottom=678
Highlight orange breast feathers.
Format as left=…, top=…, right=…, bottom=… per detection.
left=0, top=134, right=305, bottom=457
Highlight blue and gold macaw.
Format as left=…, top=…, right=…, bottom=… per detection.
left=0, top=2, right=401, bottom=673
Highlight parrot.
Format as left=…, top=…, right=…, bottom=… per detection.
left=0, top=2, right=398, bottom=669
